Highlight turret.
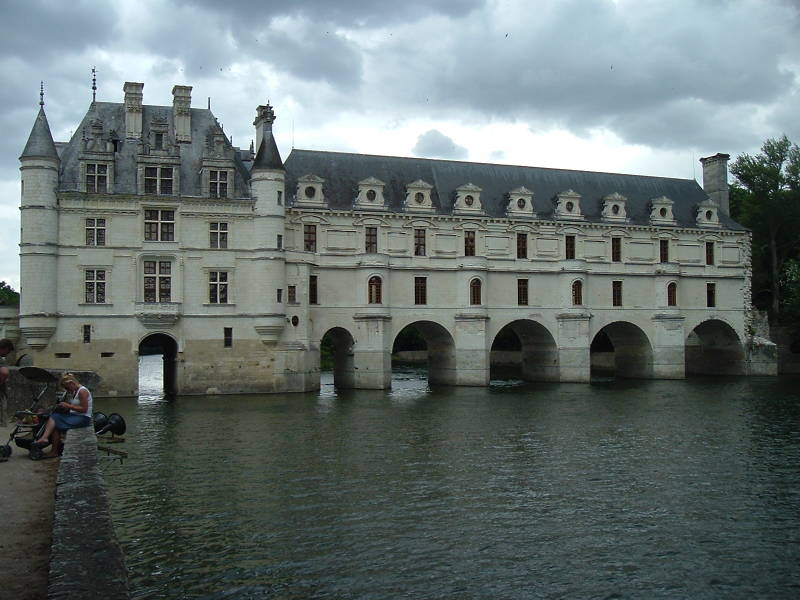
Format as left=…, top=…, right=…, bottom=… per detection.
left=18, top=88, right=60, bottom=349
left=250, top=102, right=287, bottom=344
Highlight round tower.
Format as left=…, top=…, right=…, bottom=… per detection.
left=250, top=103, right=287, bottom=344
left=18, top=90, right=60, bottom=350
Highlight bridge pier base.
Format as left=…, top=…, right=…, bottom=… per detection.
left=454, top=313, right=490, bottom=386
left=557, top=312, right=591, bottom=382
left=352, top=314, right=392, bottom=389
left=651, top=314, right=686, bottom=379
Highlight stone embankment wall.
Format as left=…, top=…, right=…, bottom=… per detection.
left=1, top=369, right=101, bottom=424
left=48, top=426, right=129, bottom=599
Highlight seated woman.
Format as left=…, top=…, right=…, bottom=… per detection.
left=34, top=373, right=93, bottom=458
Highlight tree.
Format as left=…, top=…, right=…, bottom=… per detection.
left=730, top=135, right=800, bottom=318
left=0, top=281, right=19, bottom=306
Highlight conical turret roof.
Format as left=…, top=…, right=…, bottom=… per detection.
left=20, top=107, right=59, bottom=160
left=252, top=131, right=284, bottom=171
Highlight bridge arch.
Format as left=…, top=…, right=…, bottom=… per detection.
left=685, top=319, right=745, bottom=375
left=320, top=327, right=356, bottom=389
left=591, top=321, right=653, bottom=379
left=138, top=332, right=178, bottom=399
left=490, top=319, right=559, bottom=381
left=392, top=320, right=456, bottom=385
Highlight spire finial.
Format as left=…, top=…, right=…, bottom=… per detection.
left=92, top=66, right=97, bottom=103
left=39, top=81, right=44, bottom=107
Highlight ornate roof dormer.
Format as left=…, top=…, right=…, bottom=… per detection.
left=696, top=198, right=721, bottom=228
left=506, top=186, right=536, bottom=218
left=405, top=179, right=435, bottom=213
left=355, top=176, right=387, bottom=210
left=554, top=189, right=584, bottom=220
left=650, top=196, right=677, bottom=226
left=295, top=174, right=326, bottom=208
left=453, top=182, right=484, bottom=215
left=601, top=192, right=628, bottom=223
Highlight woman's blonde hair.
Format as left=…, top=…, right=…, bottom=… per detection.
left=59, top=373, right=80, bottom=388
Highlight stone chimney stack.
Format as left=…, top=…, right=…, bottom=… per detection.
left=123, top=81, right=143, bottom=139
left=700, top=153, right=730, bottom=216
left=172, top=85, right=192, bottom=143
left=253, top=103, right=276, bottom=152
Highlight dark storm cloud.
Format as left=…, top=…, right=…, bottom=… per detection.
left=413, top=129, right=468, bottom=159
left=368, top=0, right=799, bottom=150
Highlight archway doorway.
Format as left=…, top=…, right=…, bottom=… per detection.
left=392, top=321, right=456, bottom=385
left=490, top=320, right=559, bottom=382
left=320, top=327, right=356, bottom=389
left=138, top=333, right=178, bottom=399
left=685, top=320, right=745, bottom=375
left=590, top=322, right=653, bottom=379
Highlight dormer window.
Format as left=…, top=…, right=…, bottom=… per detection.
left=454, top=183, right=483, bottom=214
left=602, top=192, right=627, bottom=222
left=144, top=166, right=173, bottom=195
left=154, top=133, right=164, bottom=151
left=367, top=189, right=376, bottom=201
left=650, top=196, right=676, bottom=225
left=696, top=199, right=720, bottom=228
left=405, top=180, right=435, bottom=212
left=210, top=170, right=228, bottom=198
left=295, top=174, right=326, bottom=207
left=554, top=190, right=584, bottom=220
left=86, top=163, right=108, bottom=193
left=507, top=186, right=536, bottom=218
left=355, top=177, right=387, bottom=210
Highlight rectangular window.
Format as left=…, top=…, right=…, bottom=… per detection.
left=276, top=288, right=283, bottom=303
left=223, top=327, right=233, bottom=348
left=144, top=209, right=175, bottom=241
left=209, top=170, right=228, bottom=198
left=85, top=163, right=107, bottom=193
left=287, top=285, right=297, bottom=304
left=464, top=231, right=475, bottom=256
left=82, top=324, right=91, bottom=343
left=612, top=280, right=623, bottom=307
left=660, top=239, right=670, bottom=263
left=84, top=269, right=106, bottom=304
left=414, top=229, right=426, bottom=256
left=277, top=190, right=283, bottom=205
left=209, top=271, right=229, bottom=304
left=365, top=227, right=378, bottom=253
left=144, top=166, right=173, bottom=195
left=517, top=279, right=528, bottom=306
left=277, top=234, right=283, bottom=250
left=209, top=222, right=228, bottom=249
left=667, top=283, right=677, bottom=307
left=85, top=218, right=106, bottom=246
left=565, top=235, right=576, bottom=260
left=611, top=237, right=621, bottom=262
left=414, top=277, right=427, bottom=305
left=154, top=133, right=164, bottom=151
left=517, top=233, right=527, bottom=259
left=706, top=242, right=715, bottom=265
left=309, top=275, right=318, bottom=305
left=143, top=260, right=171, bottom=303
left=707, top=283, right=716, bottom=307
left=304, top=225, right=317, bottom=252
left=464, top=231, right=476, bottom=256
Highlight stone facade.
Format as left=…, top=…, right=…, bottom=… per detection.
left=12, top=81, right=776, bottom=397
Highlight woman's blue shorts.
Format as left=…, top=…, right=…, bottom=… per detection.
left=51, top=412, right=92, bottom=431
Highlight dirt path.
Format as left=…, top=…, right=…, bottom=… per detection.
left=0, top=425, right=58, bottom=600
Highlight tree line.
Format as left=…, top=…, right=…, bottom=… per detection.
left=730, top=135, right=800, bottom=332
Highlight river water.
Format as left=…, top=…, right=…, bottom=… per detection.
left=98, top=357, right=800, bottom=599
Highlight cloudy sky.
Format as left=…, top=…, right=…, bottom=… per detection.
left=1, top=0, right=798, bottom=289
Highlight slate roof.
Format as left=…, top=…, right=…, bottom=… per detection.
left=284, top=149, right=745, bottom=231
left=56, top=102, right=251, bottom=197
left=252, top=131, right=284, bottom=170
left=20, top=107, right=59, bottom=160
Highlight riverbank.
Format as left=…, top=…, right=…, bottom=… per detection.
left=0, top=424, right=57, bottom=600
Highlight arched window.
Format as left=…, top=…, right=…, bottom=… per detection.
left=470, top=278, right=482, bottom=305
left=368, top=276, right=382, bottom=304
left=667, top=282, right=677, bottom=307
left=572, top=280, right=583, bottom=306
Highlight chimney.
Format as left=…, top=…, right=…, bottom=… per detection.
left=253, top=103, right=276, bottom=152
left=123, top=82, right=143, bottom=139
left=172, top=85, right=192, bottom=143
left=700, top=153, right=730, bottom=216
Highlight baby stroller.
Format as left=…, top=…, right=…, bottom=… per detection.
left=1, top=366, right=62, bottom=460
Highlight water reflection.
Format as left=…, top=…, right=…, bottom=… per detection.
left=99, top=373, right=800, bottom=599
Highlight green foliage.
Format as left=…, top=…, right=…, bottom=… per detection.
left=780, top=259, right=800, bottom=331
left=730, top=135, right=800, bottom=319
left=0, top=281, right=19, bottom=306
